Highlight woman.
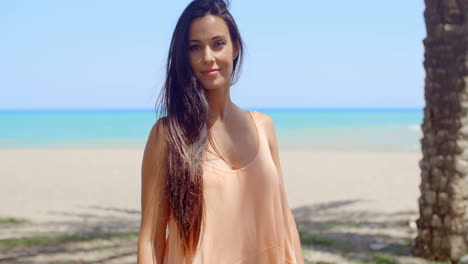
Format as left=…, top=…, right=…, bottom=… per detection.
left=137, top=0, right=304, bottom=263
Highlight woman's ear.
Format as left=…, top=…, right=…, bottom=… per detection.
left=233, top=40, right=240, bottom=60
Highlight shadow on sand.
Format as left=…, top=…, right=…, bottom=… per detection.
left=0, top=200, right=421, bottom=264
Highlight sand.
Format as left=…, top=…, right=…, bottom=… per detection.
left=0, top=148, right=421, bottom=222
left=0, top=148, right=425, bottom=263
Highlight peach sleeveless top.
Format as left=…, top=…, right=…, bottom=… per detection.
left=162, top=110, right=304, bottom=264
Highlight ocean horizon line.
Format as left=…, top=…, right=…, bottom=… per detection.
left=0, top=107, right=424, bottom=113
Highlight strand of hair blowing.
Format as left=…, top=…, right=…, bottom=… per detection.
left=155, top=0, right=244, bottom=258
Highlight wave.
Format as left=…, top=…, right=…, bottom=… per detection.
left=408, top=124, right=422, bottom=133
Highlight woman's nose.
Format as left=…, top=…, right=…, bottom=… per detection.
left=202, top=47, right=215, bottom=63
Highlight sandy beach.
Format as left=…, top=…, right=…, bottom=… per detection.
left=0, top=148, right=421, bottom=222
left=0, top=148, right=424, bottom=263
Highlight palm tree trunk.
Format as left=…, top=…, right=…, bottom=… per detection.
left=413, top=0, right=468, bottom=262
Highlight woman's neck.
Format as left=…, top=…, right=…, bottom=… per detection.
left=205, top=87, right=236, bottom=126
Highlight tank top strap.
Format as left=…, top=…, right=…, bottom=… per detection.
left=249, top=110, right=267, bottom=151
left=249, top=110, right=259, bottom=132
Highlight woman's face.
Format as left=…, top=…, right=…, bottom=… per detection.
left=188, top=14, right=239, bottom=91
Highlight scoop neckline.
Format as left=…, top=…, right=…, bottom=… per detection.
left=204, top=110, right=260, bottom=173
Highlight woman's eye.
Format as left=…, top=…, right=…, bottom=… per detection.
left=189, top=41, right=224, bottom=51
left=215, top=41, right=225, bottom=47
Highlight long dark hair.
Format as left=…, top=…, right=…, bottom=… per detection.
left=155, top=0, right=245, bottom=257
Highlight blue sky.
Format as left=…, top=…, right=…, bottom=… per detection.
left=1, top=1, right=425, bottom=110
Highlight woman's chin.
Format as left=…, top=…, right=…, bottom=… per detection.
left=203, top=86, right=219, bottom=90
left=202, top=83, right=222, bottom=91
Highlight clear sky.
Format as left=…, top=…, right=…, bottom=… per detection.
left=1, top=1, right=425, bottom=110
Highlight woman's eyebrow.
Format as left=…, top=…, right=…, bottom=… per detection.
left=189, top=35, right=226, bottom=42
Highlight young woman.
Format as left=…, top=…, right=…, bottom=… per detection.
left=137, top=0, right=304, bottom=263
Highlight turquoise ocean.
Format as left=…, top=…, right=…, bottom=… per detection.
left=0, top=109, right=423, bottom=152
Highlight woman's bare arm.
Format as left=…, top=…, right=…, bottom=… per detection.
left=137, top=118, right=170, bottom=264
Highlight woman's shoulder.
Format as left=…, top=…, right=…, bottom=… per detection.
left=142, top=116, right=169, bottom=176
left=249, top=110, right=280, bottom=162
left=151, top=116, right=167, bottom=135
left=146, top=116, right=168, bottom=152
left=251, top=110, right=275, bottom=131
left=250, top=110, right=276, bottom=143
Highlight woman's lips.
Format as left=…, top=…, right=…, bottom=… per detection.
left=201, top=69, right=219, bottom=77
